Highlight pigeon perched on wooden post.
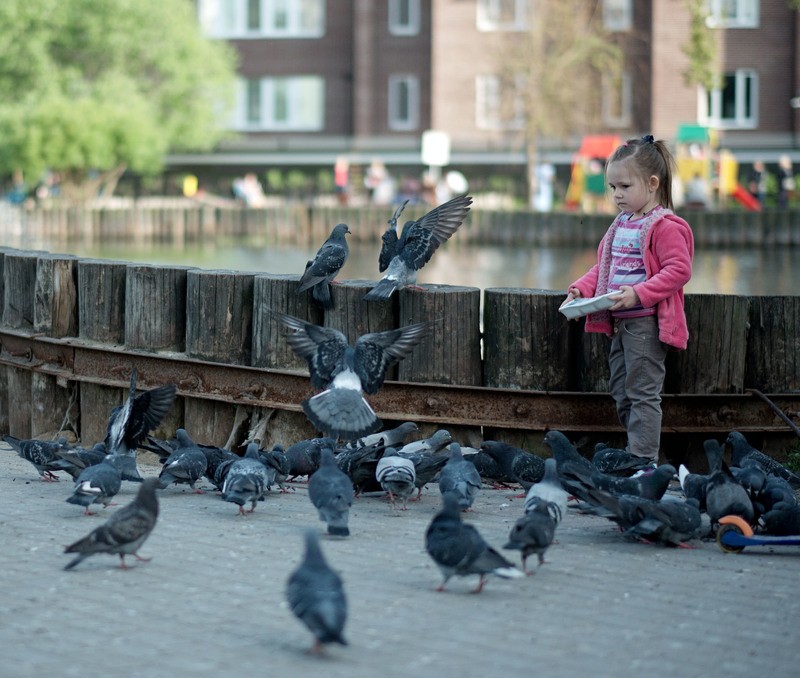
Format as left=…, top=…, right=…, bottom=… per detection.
left=4, top=434, right=70, bottom=481
left=308, top=445, right=354, bottom=536
left=425, top=495, right=522, bottom=593
left=286, top=530, right=348, bottom=654
left=63, top=477, right=160, bottom=570
left=296, top=223, right=350, bottom=309
left=364, top=194, right=472, bottom=301
left=275, top=311, right=429, bottom=441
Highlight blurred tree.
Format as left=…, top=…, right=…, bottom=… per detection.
left=493, top=1, right=621, bottom=209
left=0, top=0, right=237, bottom=201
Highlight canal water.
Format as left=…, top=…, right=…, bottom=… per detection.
left=19, top=240, right=800, bottom=296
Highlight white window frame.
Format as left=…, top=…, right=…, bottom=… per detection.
left=705, top=0, right=759, bottom=28
left=233, top=75, right=325, bottom=131
left=476, top=0, right=529, bottom=32
left=602, top=0, right=633, bottom=32
left=475, top=74, right=525, bottom=131
left=389, top=0, right=421, bottom=36
left=699, top=69, right=758, bottom=129
left=602, top=70, right=633, bottom=128
left=388, top=75, right=420, bottom=131
left=198, top=0, right=325, bottom=39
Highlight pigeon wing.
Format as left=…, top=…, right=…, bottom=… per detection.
left=277, top=313, right=349, bottom=388
left=378, top=201, right=408, bottom=272
left=354, top=321, right=429, bottom=394
left=399, top=194, right=472, bottom=270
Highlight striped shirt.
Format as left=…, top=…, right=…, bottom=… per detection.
left=608, top=216, right=655, bottom=318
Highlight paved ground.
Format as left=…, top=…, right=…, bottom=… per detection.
left=1, top=441, right=798, bottom=678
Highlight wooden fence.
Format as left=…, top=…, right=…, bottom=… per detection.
left=1, top=246, right=799, bottom=463
left=2, top=200, right=800, bottom=249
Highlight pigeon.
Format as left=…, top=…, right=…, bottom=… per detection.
left=438, top=442, right=482, bottom=511
left=726, top=431, right=800, bottom=489
left=503, top=499, right=557, bottom=574
left=221, top=443, right=271, bottom=515
left=396, top=448, right=450, bottom=499
left=63, top=477, right=160, bottom=570
left=585, top=488, right=703, bottom=547
left=48, top=442, right=108, bottom=481
left=704, top=441, right=755, bottom=527
left=375, top=451, right=416, bottom=510
left=335, top=440, right=387, bottom=495
left=260, top=444, right=292, bottom=492
left=377, top=200, right=409, bottom=273
left=678, top=464, right=709, bottom=512
left=592, top=443, right=656, bottom=477
left=479, top=440, right=545, bottom=491
left=761, top=502, right=800, bottom=536
left=158, top=429, right=208, bottom=492
left=543, top=430, right=595, bottom=503
left=296, top=223, right=350, bottom=310
left=588, top=464, right=676, bottom=502
left=341, top=421, right=420, bottom=452
left=286, top=530, right=348, bottom=653
left=396, top=428, right=452, bottom=457
left=104, top=368, right=177, bottom=457
left=276, top=312, right=429, bottom=440
left=284, top=437, right=334, bottom=480
left=463, top=448, right=506, bottom=485
left=425, top=494, right=522, bottom=593
left=308, top=445, right=355, bottom=536
left=4, top=434, right=70, bottom=481
left=65, top=455, right=124, bottom=515
left=524, top=458, right=568, bottom=525
left=364, top=194, right=472, bottom=301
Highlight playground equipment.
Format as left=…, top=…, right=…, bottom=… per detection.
left=564, top=135, right=621, bottom=212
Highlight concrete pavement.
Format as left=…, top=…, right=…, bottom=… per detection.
left=0, top=441, right=798, bottom=678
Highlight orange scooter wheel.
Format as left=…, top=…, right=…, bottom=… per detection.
left=716, top=515, right=754, bottom=553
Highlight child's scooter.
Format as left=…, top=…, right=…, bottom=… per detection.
left=716, top=515, right=800, bottom=553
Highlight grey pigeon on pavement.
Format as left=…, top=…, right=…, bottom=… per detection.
left=342, top=421, right=420, bottom=452
left=589, top=463, right=676, bottom=501
left=592, top=443, right=655, bottom=476
left=761, top=502, right=800, bottom=536
left=63, top=477, right=160, bottom=570
left=726, top=430, right=800, bottom=489
left=308, top=445, right=355, bottom=536
left=543, top=430, right=595, bottom=503
left=524, top=458, right=568, bottom=525
left=705, top=455, right=755, bottom=528
left=66, top=455, right=125, bottom=515
left=479, top=440, right=545, bottom=491
left=375, top=451, right=416, bottom=510
left=335, top=439, right=386, bottom=494
left=48, top=442, right=108, bottom=481
left=276, top=311, right=429, bottom=440
left=425, top=495, right=522, bottom=592
left=4, top=434, right=71, bottom=481
left=221, top=443, right=271, bottom=515
left=364, top=194, right=472, bottom=301
left=438, top=443, right=482, bottom=510
left=396, top=428, right=452, bottom=456
left=284, top=437, right=335, bottom=480
left=678, top=463, right=709, bottom=512
left=396, top=448, right=450, bottom=499
left=296, top=223, right=350, bottom=310
left=503, top=499, right=557, bottom=574
left=286, top=530, right=348, bottom=653
left=158, top=429, right=208, bottom=492
left=104, top=368, right=176, bottom=458
left=260, top=444, right=291, bottom=492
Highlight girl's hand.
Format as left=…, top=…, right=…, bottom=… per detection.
left=609, top=285, right=640, bottom=310
left=564, top=286, right=582, bottom=303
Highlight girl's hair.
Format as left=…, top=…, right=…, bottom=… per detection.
left=607, top=135, right=676, bottom=210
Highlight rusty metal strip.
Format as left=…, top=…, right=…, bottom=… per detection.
left=1, top=328, right=798, bottom=433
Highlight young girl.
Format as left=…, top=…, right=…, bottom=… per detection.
left=564, top=135, right=694, bottom=468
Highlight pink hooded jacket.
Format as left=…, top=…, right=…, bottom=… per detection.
left=569, top=210, right=694, bottom=350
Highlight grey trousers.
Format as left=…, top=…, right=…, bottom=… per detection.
left=608, top=315, right=668, bottom=462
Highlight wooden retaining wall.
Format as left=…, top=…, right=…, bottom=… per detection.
left=1, top=246, right=799, bottom=461
left=3, top=201, right=800, bottom=249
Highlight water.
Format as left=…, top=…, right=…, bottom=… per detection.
left=15, top=240, right=800, bottom=296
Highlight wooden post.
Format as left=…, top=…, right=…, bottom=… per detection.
left=3, top=251, right=40, bottom=329
left=665, top=294, right=749, bottom=394
left=483, top=288, right=573, bottom=391
left=744, top=295, right=800, bottom=392
left=78, top=259, right=127, bottom=344
left=184, top=269, right=255, bottom=447
left=0, top=248, right=9, bottom=433
left=125, top=263, right=193, bottom=352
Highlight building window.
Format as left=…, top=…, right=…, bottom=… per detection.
left=388, top=75, right=420, bottom=131
left=389, top=0, right=420, bottom=36
left=706, top=0, right=759, bottom=28
left=602, top=71, right=632, bottom=128
left=476, top=0, right=529, bottom=32
left=198, top=0, right=325, bottom=38
left=701, top=69, right=758, bottom=129
left=603, top=0, right=632, bottom=31
left=235, top=76, right=324, bottom=131
left=475, top=74, right=525, bottom=130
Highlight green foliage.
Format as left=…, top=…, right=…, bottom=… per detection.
left=682, top=0, right=719, bottom=90
left=0, top=0, right=237, bottom=194
left=786, top=443, right=800, bottom=473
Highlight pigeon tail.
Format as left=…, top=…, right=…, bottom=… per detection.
left=363, top=278, right=399, bottom=301
left=327, top=524, right=350, bottom=537
left=303, top=389, right=382, bottom=441
left=312, top=282, right=333, bottom=310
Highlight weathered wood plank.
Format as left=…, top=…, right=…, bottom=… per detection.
left=125, top=263, right=194, bottom=352
left=3, top=251, right=39, bottom=329
left=78, top=259, right=127, bottom=344
left=7, top=367, right=32, bottom=438
left=744, top=295, right=800, bottom=392
left=34, top=254, right=78, bottom=337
